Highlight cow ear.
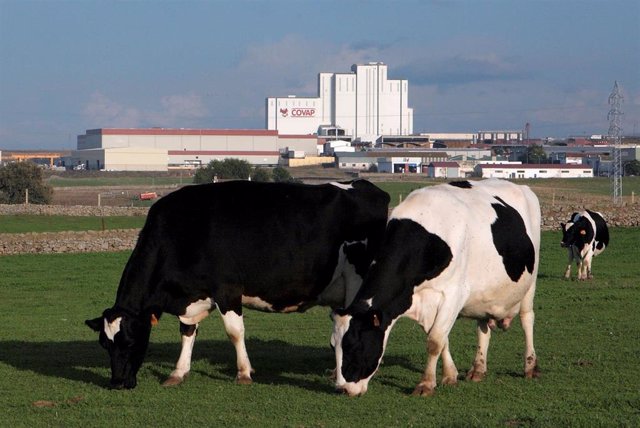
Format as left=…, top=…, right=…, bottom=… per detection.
left=150, top=313, right=159, bottom=326
left=85, top=317, right=103, bottom=332
left=560, top=222, right=565, bottom=230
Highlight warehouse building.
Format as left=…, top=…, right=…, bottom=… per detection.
left=476, top=163, right=593, bottom=179
left=266, top=62, right=413, bottom=141
left=73, top=128, right=320, bottom=171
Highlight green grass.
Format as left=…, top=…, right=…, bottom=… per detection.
left=0, top=229, right=639, bottom=426
left=0, top=215, right=145, bottom=233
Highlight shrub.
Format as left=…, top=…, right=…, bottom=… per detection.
left=251, top=168, right=272, bottom=182
left=272, top=166, right=300, bottom=183
left=0, top=162, right=53, bottom=204
left=193, top=159, right=252, bottom=183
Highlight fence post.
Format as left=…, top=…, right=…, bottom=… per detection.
left=25, top=188, right=29, bottom=205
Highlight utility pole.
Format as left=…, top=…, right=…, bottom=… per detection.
left=608, top=81, right=624, bottom=204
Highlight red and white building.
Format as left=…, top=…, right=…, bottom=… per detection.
left=74, top=128, right=319, bottom=171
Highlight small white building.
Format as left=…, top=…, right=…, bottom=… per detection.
left=476, top=163, right=593, bottom=179
left=426, top=161, right=460, bottom=178
left=324, top=140, right=354, bottom=155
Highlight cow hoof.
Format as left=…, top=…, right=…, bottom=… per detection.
left=465, top=370, right=486, bottom=382
left=412, top=383, right=435, bottom=397
left=236, top=375, right=253, bottom=385
left=441, top=376, right=458, bottom=386
left=525, top=364, right=541, bottom=379
left=162, top=376, right=185, bottom=387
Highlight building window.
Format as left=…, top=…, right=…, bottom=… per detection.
left=561, top=170, right=569, bottom=173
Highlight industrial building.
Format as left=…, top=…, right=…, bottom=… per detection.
left=266, top=62, right=413, bottom=141
left=336, top=148, right=492, bottom=174
left=73, top=128, right=320, bottom=171
left=476, top=163, right=594, bottom=179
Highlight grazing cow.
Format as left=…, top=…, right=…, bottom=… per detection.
left=560, top=210, right=609, bottom=280
left=86, top=180, right=389, bottom=389
left=332, top=179, right=541, bottom=396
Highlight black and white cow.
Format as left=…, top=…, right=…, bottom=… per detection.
left=86, top=179, right=389, bottom=389
left=560, top=210, right=609, bottom=280
left=331, top=179, right=541, bottom=396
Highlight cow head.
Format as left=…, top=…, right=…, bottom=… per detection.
left=85, top=307, right=153, bottom=389
left=560, top=216, right=594, bottom=254
left=331, top=308, right=390, bottom=396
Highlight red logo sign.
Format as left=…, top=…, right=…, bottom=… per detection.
left=291, top=108, right=315, bottom=117
left=280, top=107, right=316, bottom=118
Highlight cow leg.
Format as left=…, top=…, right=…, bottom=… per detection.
left=578, top=259, right=588, bottom=280
left=163, top=323, right=198, bottom=387
left=466, top=320, right=491, bottom=382
left=564, top=249, right=573, bottom=279
left=440, top=339, right=458, bottom=386
left=414, top=318, right=460, bottom=397
left=220, top=310, right=253, bottom=384
left=520, top=286, right=540, bottom=379
left=412, top=337, right=441, bottom=396
left=585, top=254, right=594, bottom=279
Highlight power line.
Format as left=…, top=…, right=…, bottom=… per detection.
left=608, top=81, right=623, bottom=204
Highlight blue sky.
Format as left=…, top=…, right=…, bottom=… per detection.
left=1, top=0, right=638, bottom=149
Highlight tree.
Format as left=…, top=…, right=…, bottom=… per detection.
left=251, top=168, right=272, bottom=182
left=193, top=159, right=253, bottom=183
left=272, top=166, right=300, bottom=183
left=624, top=159, right=640, bottom=176
left=520, top=144, right=548, bottom=164
left=0, top=162, right=53, bottom=204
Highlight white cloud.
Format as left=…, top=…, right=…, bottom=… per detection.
left=83, top=92, right=142, bottom=128
left=83, top=91, right=207, bottom=128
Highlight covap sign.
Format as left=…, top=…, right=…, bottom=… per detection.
left=280, top=108, right=316, bottom=118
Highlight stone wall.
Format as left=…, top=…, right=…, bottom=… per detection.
left=0, top=204, right=148, bottom=217
left=0, top=202, right=637, bottom=255
left=0, top=229, right=140, bottom=255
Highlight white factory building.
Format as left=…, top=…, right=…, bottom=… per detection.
left=266, top=62, right=413, bottom=141
left=73, top=128, right=320, bottom=171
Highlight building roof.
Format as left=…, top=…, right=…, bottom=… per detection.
left=478, top=163, right=592, bottom=169
left=87, top=128, right=279, bottom=137
left=429, top=162, right=460, bottom=167
left=337, top=151, right=448, bottom=159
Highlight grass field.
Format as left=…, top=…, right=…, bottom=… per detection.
left=0, top=228, right=638, bottom=427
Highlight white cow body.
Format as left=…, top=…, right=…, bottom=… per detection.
left=333, top=179, right=541, bottom=396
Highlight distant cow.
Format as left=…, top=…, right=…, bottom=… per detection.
left=86, top=180, right=389, bottom=389
left=560, top=210, right=609, bottom=280
left=332, top=179, right=541, bottom=396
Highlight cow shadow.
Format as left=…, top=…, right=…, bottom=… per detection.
left=0, top=339, right=341, bottom=393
